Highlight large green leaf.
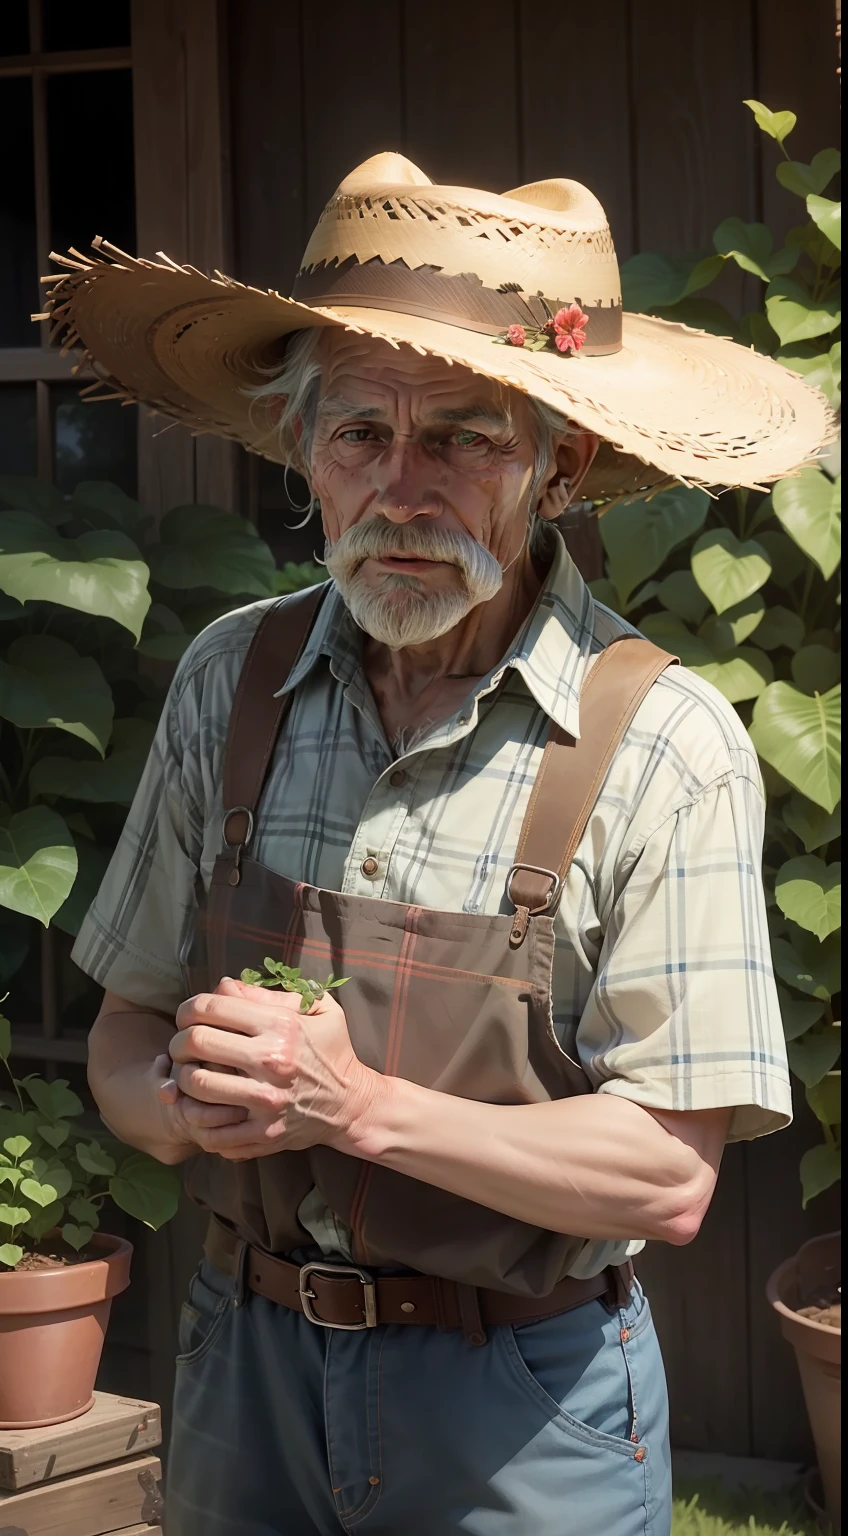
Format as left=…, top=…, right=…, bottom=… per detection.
left=637, top=614, right=714, bottom=667
left=750, top=682, right=840, bottom=812
left=147, top=505, right=276, bottom=597
left=23, top=1077, right=83, bottom=1121
left=787, top=1025, right=841, bottom=1088
left=800, top=1143, right=841, bottom=1206
left=0, top=512, right=150, bottom=639
left=777, top=341, right=841, bottom=409
left=749, top=604, right=805, bottom=652
left=806, top=1072, right=841, bottom=1127
left=30, top=719, right=154, bottom=809
left=0, top=804, right=77, bottom=925
left=110, top=1151, right=180, bottom=1229
left=775, top=149, right=841, bottom=199
left=713, top=219, right=797, bottom=282
left=0, top=637, right=113, bottom=754
left=620, top=252, right=725, bottom=312
left=807, top=195, right=841, bottom=252
left=655, top=571, right=711, bottom=625
left=755, top=532, right=806, bottom=590
left=782, top=794, right=841, bottom=853
left=772, top=469, right=841, bottom=580
left=743, top=99, right=796, bottom=145
left=777, top=987, right=825, bottom=1041
left=775, top=856, right=840, bottom=940
left=599, top=488, right=709, bottom=606
left=699, top=594, right=765, bottom=654
left=771, top=929, right=840, bottom=1000
left=69, top=481, right=151, bottom=536
left=690, top=647, right=773, bottom=703
left=791, top=645, right=841, bottom=695
left=765, top=278, right=840, bottom=345
left=0, top=476, right=69, bottom=527
left=691, top=530, right=772, bottom=615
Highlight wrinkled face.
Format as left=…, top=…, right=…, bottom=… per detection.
left=307, top=331, right=548, bottom=647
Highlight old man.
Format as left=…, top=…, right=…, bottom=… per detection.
left=51, top=153, right=828, bottom=1535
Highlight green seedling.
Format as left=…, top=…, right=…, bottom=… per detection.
left=240, top=957, right=349, bottom=1013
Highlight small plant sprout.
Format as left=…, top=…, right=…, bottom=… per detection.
left=240, top=958, right=350, bottom=1013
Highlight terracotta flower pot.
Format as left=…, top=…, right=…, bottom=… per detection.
left=767, top=1232, right=840, bottom=1532
left=0, top=1232, right=132, bottom=1429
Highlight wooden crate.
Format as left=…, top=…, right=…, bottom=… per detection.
left=0, top=1393, right=161, bottom=1492
left=0, top=1452, right=162, bottom=1535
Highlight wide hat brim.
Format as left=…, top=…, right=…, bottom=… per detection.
left=42, top=242, right=834, bottom=501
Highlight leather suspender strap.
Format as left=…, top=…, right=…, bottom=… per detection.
left=221, top=584, right=330, bottom=874
left=508, top=637, right=677, bottom=944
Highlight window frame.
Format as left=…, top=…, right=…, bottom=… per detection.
left=0, top=0, right=132, bottom=480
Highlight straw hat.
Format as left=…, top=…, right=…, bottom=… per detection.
left=38, top=152, right=833, bottom=501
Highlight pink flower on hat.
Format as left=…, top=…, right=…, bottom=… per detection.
left=553, top=303, right=589, bottom=353
left=506, top=324, right=526, bottom=347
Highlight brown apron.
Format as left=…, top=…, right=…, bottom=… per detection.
left=185, top=586, right=674, bottom=1299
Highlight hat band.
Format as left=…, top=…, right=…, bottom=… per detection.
left=292, top=256, right=623, bottom=356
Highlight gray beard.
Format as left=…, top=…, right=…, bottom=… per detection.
left=324, top=520, right=504, bottom=649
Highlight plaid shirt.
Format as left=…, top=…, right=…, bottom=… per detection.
left=73, top=533, right=791, bottom=1277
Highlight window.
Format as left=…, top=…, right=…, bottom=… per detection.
left=0, top=0, right=135, bottom=489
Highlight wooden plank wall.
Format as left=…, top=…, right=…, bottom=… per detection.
left=120, top=0, right=840, bottom=1464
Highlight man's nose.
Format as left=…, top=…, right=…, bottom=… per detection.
left=373, top=438, right=441, bottom=523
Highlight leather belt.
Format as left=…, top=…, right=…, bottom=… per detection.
left=205, top=1218, right=634, bottom=1344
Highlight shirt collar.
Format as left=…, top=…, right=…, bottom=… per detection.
left=276, top=530, right=596, bottom=740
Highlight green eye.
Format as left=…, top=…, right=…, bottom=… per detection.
left=453, top=430, right=485, bottom=448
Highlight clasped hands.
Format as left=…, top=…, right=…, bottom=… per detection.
left=156, top=977, right=378, bottom=1161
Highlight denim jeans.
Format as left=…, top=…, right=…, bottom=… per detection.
left=166, top=1253, right=671, bottom=1536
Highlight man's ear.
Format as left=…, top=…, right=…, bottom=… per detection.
left=536, top=429, right=600, bottom=521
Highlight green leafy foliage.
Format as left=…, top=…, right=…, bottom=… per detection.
left=241, top=957, right=350, bottom=1013
left=772, top=468, right=841, bottom=580
left=0, top=1015, right=180, bottom=1268
left=0, top=805, right=77, bottom=924
left=743, top=98, right=796, bottom=145
left=598, top=487, right=709, bottom=606
left=615, top=103, right=841, bottom=1201
left=147, top=506, right=276, bottom=597
left=0, top=478, right=323, bottom=964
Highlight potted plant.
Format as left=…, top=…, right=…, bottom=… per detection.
left=592, top=100, right=840, bottom=1527
left=0, top=478, right=323, bottom=1426
left=0, top=1000, right=181, bottom=1429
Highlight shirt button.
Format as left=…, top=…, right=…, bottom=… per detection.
left=360, top=857, right=379, bottom=878
left=389, top=769, right=407, bottom=788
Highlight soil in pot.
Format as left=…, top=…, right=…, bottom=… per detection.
left=0, top=1232, right=132, bottom=1430
left=9, top=1238, right=98, bottom=1273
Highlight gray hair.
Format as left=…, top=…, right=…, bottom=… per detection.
left=247, top=328, right=572, bottom=535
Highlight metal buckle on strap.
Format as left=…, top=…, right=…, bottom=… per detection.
left=222, top=806, right=255, bottom=886
left=506, top=863, right=563, bottom=916
left=298, top=1262, right=377, bottom=1330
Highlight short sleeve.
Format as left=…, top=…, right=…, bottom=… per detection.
left=578, top=769, right=792, bottom=1141
left=71, top=660, right=206, bottom=1014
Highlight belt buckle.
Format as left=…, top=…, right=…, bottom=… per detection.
left=298, top=1262, right=377, bottom=1330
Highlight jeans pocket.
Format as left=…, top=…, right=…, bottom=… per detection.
left=501, top=1298, right=639, bottom=1457
left=176, top=1259, right=234, bottom=1367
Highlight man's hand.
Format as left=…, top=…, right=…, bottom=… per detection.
left=162, top=977, right=379, bottom=1160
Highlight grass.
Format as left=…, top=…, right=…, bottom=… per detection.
left=672, top=1480, right=824, bottom=1536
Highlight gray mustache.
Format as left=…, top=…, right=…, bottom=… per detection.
left=326, top=519, right=487, bottom=573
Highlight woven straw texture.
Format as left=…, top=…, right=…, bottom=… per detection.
left=37, top=153, right=834, bottom=499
